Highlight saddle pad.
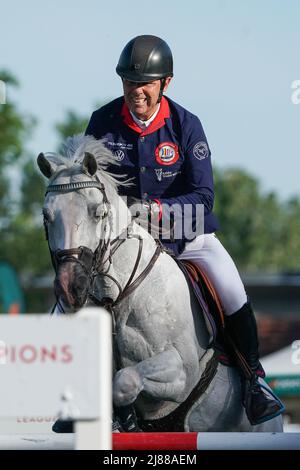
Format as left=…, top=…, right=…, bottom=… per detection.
left=175, top=260, right=265, bottom=373
left=175, top=259, right=222, bottom=345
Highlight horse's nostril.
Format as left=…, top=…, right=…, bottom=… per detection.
left=76, top=283, right=87, bottom=294
left=71, top=275, right=89, bottom=299
left=76, top=275, right=88, bottom=287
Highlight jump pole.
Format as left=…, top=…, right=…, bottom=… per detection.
left=0, top=432, right=299, bottom=450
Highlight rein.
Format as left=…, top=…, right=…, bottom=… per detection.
left=89, top=227, right=163, bottom=373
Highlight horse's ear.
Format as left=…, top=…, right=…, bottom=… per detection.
left=37, top=153, right=57, bottom=179
left=82, top=152, right=98, bottom=176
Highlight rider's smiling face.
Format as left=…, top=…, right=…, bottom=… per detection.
left=123, top=78, right=171, bottom=121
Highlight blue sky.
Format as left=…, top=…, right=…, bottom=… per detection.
left=1, top=0, right=299, bottom=199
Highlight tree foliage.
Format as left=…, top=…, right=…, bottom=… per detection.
left=0, top=70, right=50, bottom=281
left=55, top=109, right=89, bottom=142
left=0, top=70, right=35, bottom=168
left=214, top=168, right=300, bottom=272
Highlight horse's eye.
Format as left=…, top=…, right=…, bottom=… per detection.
left=95, top=205, right=105, bottom=219
left=43, top=209, right=50, bottom=223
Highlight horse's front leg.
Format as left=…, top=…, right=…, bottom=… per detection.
left=113, top=346, right=187, bottom=407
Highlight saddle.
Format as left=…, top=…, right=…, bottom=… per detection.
left=177, top=260, right=265, bottom=374
left=176, top=259, right=230, bottom=364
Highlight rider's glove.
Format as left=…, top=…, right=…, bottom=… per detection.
left=127, top=197, right=161, bottom=224
left=126, top=197, right=176, bottom=240
left=126, top=197, right=162, bottom=237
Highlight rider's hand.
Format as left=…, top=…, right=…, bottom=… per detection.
left=126, top=197, right=175, bottom=240
left=127, top=197, right=161, bottom=224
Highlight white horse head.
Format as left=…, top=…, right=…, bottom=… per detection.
left=38, top=135, right=133, bottom=310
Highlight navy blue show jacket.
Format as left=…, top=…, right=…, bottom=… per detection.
left=85, top=96, right=219, bottom=256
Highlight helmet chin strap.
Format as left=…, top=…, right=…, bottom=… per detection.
left=157, top=78, right=166, bottom=103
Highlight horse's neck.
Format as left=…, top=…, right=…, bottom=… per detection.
left=94, top=195, right=157, bottom=300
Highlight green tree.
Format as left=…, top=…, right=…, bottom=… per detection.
left=55, top=101, right=108, bottom=141
left=0, top=70, right=35, bottom=168
left=55, top=109, right=89, bottom=141
left=249, top=192, right=285, bottom=271
left=214, top=168, right=261, bottom=268
left=279, top=198, right=300, bottom=271
left=0, top=71, right=35, bottom=227
left=214, top=167, right=300, bottom=272
left=0, top=70, right=50, bottom=283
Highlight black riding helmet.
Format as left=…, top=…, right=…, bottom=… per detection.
left=116, top=35, right=173, bottom=83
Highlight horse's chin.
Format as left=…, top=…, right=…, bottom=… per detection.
left=54, top=263, right=90, bottom=311
left=72, top=293, right=89, bottom=310
left=54, top=288, right=88, bottom=312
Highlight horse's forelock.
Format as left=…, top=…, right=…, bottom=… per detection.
left=44, top=134, right=132, bottom=191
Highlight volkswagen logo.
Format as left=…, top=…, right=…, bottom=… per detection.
left=114, top=150, right=125, bottom=162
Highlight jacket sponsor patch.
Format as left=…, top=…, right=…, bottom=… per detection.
left=107, top=141, right=133, bottom=162
left=155, top=142, right=179, bottom=166
left=107, top=141, right=133, bottom=150
left=193, top=141, right=209, bottom=160
left=114, top=150, right=125, bottom=161
left=155, top=169, right=182, bottom=181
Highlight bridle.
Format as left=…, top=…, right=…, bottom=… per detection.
left=45, top=179, right=111, bottom=305
left=44, top=177, right=163, bottom=318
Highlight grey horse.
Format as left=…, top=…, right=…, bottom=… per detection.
left=37, top=135, right=283, bottom=432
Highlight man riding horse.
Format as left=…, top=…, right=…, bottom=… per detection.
left=84, top=35, right=283, bottom=428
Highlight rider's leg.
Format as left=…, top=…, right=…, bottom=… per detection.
left=225, top=302, right=284, bottom=424
left=178, top=233, right=284, bottom=425
left=179, top=233, right=247, bottom=315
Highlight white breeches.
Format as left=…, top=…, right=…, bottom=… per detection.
left=178, top=233, right=247, bottom=315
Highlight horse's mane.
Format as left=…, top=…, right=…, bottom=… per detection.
left=45, top=134, right=131, bottom=190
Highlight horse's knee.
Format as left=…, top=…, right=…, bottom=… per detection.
left=113, top=367, right=143, bottom=406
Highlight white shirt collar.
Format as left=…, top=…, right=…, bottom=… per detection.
left=130, top=104, right=160, bottom=130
